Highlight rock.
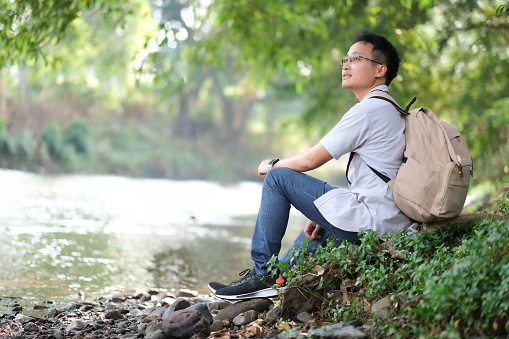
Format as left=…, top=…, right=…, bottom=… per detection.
left=23, top=322, right=39, bottom=332
left=65, top=319, right=87, bottom=332
left=214, top=298, right=273, bottom=322
left=149, top=306, right=168, bottom=317
left=162, top=309, right=210, bottom=338
left=189, top=302, right=213, bottom=324
left=307, top=322, right=366, bottom=338
left=207, top=300, right=230, bottom=313
left=296, top=311, right=313, bottom=323
left=129, top=308, right=142, bottom=317
left=263, top=305, right=282, bottom=326
left=176, top=289, right=198, bottom=298
left=106, top=309, right=124, bottom=320
left=233, top=310, right=259, bottom=326
left=371, top=294, right=406, bottom=319
left=162, top=298, right=192, bottom=318
left=210, top=319, right=231, bottom=333
left=280, top=281, right=323, bottom=320
left=145, top=329, right=169, bottom=339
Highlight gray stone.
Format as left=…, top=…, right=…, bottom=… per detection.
left=210, top=319, right=230, bottom=333
left=144, top=321, right=166, bottom=339
left=23, top=322, right=39, bottom=332
left=162, top=298, right=191, bottom=318
left=142, top=307, right=157, bottom=316
left=65, top=319, right=86, bottom=332
left=162, top=309, right=210, bottom=338
left=308, top=323, right=366, bottom=338
left=262, top=305, right=282, bottom=326
left=233, top=310, right=259, bottom=326
left=145, top=329, right=169, bottom=339
left=207, top=301, right=230, bottom=313
left=129, top=308, right=142, bottom=317
left=296, top=311, right=313, bottom=323
left=150, top=306, right=168, bottom=317
left=214, top=298, right=273, bottom=322
left=106, top=309, right=124, bottom=320
left=189, top=302, right=213, bottom=324
left=371, top=294, right=406, bottom=319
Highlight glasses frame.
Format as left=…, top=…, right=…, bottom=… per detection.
left=341, top=54, right=383, bottom=66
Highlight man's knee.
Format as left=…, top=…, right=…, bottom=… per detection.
left=265, top=167, right=293, bottom=182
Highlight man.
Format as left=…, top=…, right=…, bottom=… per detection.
left=209, top=31, right=415, bottom=300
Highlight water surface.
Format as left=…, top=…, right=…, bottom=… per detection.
left=0, top=169, right=304, bottom=310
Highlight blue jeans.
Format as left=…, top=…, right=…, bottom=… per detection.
left=251, top=167, right=360, bottom=275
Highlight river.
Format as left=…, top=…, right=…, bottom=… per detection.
left=0, top=169, right=304, bottom=309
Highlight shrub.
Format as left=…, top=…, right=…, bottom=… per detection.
left=41, top=121, right=65, bottom=159
left=64, top=120, right=90, bottom=154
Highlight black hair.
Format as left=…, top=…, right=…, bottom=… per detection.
left=354, top=31, right=400, bottom=86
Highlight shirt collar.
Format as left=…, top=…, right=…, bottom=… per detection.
left=368, top=85, right=389, bottom=94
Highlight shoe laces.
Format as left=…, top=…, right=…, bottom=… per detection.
left=228, top=268, right=257, bottom=287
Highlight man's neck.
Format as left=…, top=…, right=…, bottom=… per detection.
left=354, top=82, right=387, bottom=101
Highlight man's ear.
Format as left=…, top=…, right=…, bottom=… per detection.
left=375, top=65, right=387, bottom=79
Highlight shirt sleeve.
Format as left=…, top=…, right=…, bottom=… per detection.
left=319, top=103, right=370, bottom=159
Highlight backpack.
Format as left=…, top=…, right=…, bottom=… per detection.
left=348, top=91, right=473, bottom=223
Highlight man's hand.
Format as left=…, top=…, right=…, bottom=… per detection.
left=304, top=220, right=322, bottom=239
left=258, top=159, right=272, bottom=177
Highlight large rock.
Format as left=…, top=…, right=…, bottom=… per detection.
left=280, top=268, right=329, bottom=320
left=162, top=309, right=210, bottom=338
left=213, top=298, right=273, bottom=322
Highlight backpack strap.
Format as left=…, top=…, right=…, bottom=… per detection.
left=363, top=90, right=417, bottom=115
left=345, top=91, right=416, bottom=185
left=346, top=151, right=392, bottom=185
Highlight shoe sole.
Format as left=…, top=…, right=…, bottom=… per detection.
left=214, top=287, right=283, bottom=300
left=208, top=284, right=226, bottom=294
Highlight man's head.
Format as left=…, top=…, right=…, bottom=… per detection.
left=341, top=32, right=400, bottom=100
left=353, top=31, right=400, bottom=86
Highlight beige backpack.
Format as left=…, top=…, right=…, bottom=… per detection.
left=358, top=91, right=473, bottom=223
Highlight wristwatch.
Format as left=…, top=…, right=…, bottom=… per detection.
left=268, top=158, right=280, bottom=168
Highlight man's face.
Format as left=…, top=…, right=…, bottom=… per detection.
left=341, top=42, right=383, bottom=91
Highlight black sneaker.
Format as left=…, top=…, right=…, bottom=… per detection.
left=214, top=268, right=285, bottom=300
left=207, top=281, right=228, bottom=294
left=208, top=268, right=252, bottom=294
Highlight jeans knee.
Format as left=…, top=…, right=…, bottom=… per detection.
left=265, top=167, right=293, bottom=184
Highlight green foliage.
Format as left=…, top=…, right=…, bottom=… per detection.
left=495, top=191, right=509, bottom=216
left=0, top=116, right=15, bottom=156
left=64, top=120, right=89, bottom=154
left=41, top=121, right=65, bottom=159
left=497, top=4, right=509, bottom=13
left=0, top=0, right=133, bottom=67
left=269, top=212, right=509, bottom=337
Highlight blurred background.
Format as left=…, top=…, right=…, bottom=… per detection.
left=0, top=0, right=507, bottom=307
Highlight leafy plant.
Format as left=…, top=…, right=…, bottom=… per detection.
left=268, top=203, right=509, bottom=337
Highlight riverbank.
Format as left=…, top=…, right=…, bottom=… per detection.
left=0, top=287, right=370, bottom=339
left=2, top=212, right=509, bottom=338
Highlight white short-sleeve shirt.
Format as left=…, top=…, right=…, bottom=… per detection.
left=314, top=85, right=416, bottom=237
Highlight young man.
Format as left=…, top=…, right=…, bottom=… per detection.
left=209, top=31, right=416, bottom=300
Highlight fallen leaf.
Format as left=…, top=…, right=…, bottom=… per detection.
left=277, top=321, right=291, bottom=331
left=245, top=323, right=262, bottom=337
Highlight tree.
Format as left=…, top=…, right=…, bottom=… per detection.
left=0, top=0, right=135, bottom=67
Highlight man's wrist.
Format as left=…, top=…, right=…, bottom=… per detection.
left=267, top=158, right=280, bottom=168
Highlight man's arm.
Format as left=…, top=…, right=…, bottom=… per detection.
left=258, top=143, right=333, bottom=177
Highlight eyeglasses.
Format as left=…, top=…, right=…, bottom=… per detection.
left=341, top=54, right=383, bottom=66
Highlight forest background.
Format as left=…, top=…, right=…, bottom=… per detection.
left=0, top=0, right=507, bottom=195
